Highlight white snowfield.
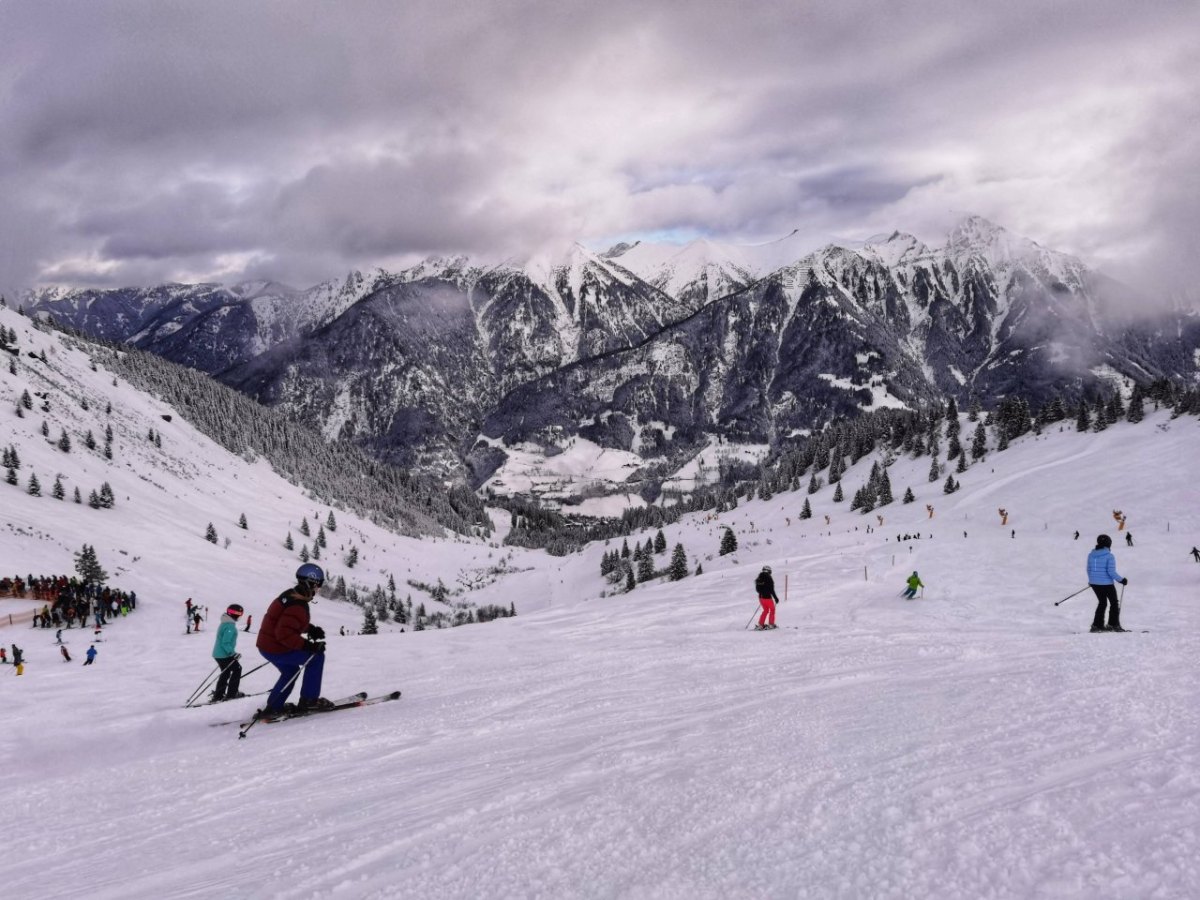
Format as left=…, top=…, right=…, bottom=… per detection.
left=2, top=309, right=1199, bottom=898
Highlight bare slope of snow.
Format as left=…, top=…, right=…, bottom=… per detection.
left=2, top=303, right=1198, bottom=898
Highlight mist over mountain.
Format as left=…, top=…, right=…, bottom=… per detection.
left=23, top=217, right=1200, bottom=489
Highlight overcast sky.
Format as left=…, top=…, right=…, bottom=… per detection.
left=1, top=0, right=1196, bottom=298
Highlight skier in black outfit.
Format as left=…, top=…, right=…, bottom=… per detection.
left=754, top=566, right=780, bottom=630
left=1191, top=546, right=1200, bottom=563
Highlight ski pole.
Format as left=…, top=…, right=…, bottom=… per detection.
left=744, top=605, right=760, bottom=630
left=184, top=665, right=221, bottom=707
left=1054, top=586, right=1091, bottom=606
left=240, top=660, right=269, bottom=680
left=238, top=653, right=315, bottom=739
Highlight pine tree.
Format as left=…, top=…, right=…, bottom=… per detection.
left=695, top=562, right=704, bottom=576
left=800, top=497, right=812, bottom=519
left=316, top=525, right=327, bottom=548
left=946, top=431, right=962, bottom=460
left=299, top=544, right=310, bottom=562
left=20, top=389, right=32, bottom=410
left=98, top=482, right=114, bottom=508
left=1127, top=393, right=1144, bottom=423
left=719, top=528, right=738, bottom=555
left=52, top=475, right=65, bottom=500
left=88, top=489, right=101, bottom=509
left=637, top=552, right=655, bottom=583
left=238, top=513, right=248, bottom=529
left=325, top=511, right=337, bottom=531
left=955, top=451, right=967, bottom=473
left=205, top=522, right=218, bottom=544
left=362, top=605, right=378, bottom=635
left=625, top=567, right=636, bottom=592
left=902, top=486, right=915, bottom=504
left=807, top=473, right=821, bottom=494
left=345, top=546, right=359, bottom=568
left=971, top=422, right=987, bottom=459
left=311, top=541, right=321, bottom=560
left=73, top=486, right=81, bottom=503
left=26, top=472, right=41, bottom=496
left=299, top=517, right=311, bottom=537
left=41, top=420, right=49, bottom=437
left=74, top=544, right=108, bottom=584
left=832, top=482, right=844, bottom=502
left=57, top=429, right=71, bottom=452
left=668, top=543, right=689, bottom=581
left=620, top=539, right=630, bottom=558
left=877, top=470, right=894, bottom=505
left=284, top=532, right=294, bottom=551
left=943, top=475, right=957, bottom=494
left=1075, top=402, right=1090, bottom=432
left=84, top=430, right=96, bottom=451
left=928, top=457, right=940, bottom=483
left=653, top=529, right=667, bottom=554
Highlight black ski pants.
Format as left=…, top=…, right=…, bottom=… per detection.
left=1089, top=583, right=1121, bottom=630
left=214, top=656, right=242, bottom=700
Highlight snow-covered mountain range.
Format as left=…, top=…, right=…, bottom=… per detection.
left=3, top=295, right=1199, bottom=899
left=23, top=217, right=1200, bottom=490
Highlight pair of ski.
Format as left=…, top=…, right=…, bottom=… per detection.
left=214, top=690, right=401, bottom=734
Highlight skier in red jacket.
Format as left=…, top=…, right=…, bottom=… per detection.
left=255, top=564, right=334, bottom=717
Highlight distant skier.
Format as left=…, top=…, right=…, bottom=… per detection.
left=60, top=645, right=72, bottom=663
left=1087, top=535, right=1128, bottom=633
left=192, top=609, right=203, bottom=633
left=255, top=564, right=333, bottom=717
left=83, top=645, right=97, bottom=665
left=1074, top=531, right=1080, bottom=541
left=1125, top=532, right=1133, bottom=547
left=754, top=566, right=780, bottom=631
left=902, top=571, right=923, bottom=599
left=1192, top=546, right=1200, bottom=563
left=210, top=604, right=245, bottom=702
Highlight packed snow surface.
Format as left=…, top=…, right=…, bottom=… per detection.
left=2, top=307, right=1199, bottom=898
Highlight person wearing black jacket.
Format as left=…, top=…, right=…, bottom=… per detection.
left=754, top=566, right=780, bottom=631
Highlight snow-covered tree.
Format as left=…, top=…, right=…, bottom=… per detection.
left=238, top=513, right=248, bottom=529
left=52, top=475, right=65, bottom=500
left=653, top=529, right=667, bottom=554
left=26, top=472, right=41, bottom=496
left=74, top=543, right=108, bottom=584
left=800, top=497, right=812, bottom=519
left=719, top=528, right=738, bottom=556
left=362, top=605, right=378, bottom=635
left=902, top=486, right=915, bottom=504
left=668, top=543, right=689, bottom=581
left=205, top=522, right=218, bottom=544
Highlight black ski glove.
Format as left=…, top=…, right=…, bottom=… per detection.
left=307, top=625, right=325, bottom=641
left=304, top=639, right=325, bottom=655
left=1121, top=578, right=1129, bottom=585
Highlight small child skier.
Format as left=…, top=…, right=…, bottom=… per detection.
left=211, top=604, right=245, bottom=702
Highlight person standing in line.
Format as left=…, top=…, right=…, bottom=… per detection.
left=902, top=571, right=924, bottom=599
left=255, top=564, right=333, bottom=717
left=754, top=566, right=780, bottom=631
left=1087, top=534, right=1128, bottom=633
left=83, top=645, right=97, bottom=665
left=211, top=604, right=245, bottom=702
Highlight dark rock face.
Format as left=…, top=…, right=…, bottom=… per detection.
left=24, top=219, right=1200, bottom=480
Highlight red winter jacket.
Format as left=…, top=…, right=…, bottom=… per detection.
left=256, top=589, right=312, bottom=655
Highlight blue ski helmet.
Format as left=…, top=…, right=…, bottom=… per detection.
left=296, top=563, right=325, bottom=589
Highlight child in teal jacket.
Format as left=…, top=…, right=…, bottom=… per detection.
left=211, top=604, right=245, bottom=701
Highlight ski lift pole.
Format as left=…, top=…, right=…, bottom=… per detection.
left=1054, top=585, right=1091, bottom=607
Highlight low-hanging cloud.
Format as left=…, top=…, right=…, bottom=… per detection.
left=0, top=0, right=1196, bottom=302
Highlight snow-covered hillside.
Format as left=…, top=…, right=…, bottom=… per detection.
left=3, top=299, right=1198, bottom=898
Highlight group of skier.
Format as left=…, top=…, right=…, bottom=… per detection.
left=750, top=530, right=1141, bottom=634
left=199, top=562, right=334, bottom=719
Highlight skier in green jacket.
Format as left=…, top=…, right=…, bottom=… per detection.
left=211, top=604, right=245, bottom=701
left=902, top=571, right=923, bottom=599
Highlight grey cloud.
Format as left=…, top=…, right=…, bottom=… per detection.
left=0, top=0, right=1197, bottom=299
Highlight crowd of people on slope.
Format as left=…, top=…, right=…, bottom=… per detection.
left=3, top=574, right=140, bottom=675
left=6, top=574, right=139, bottom=630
